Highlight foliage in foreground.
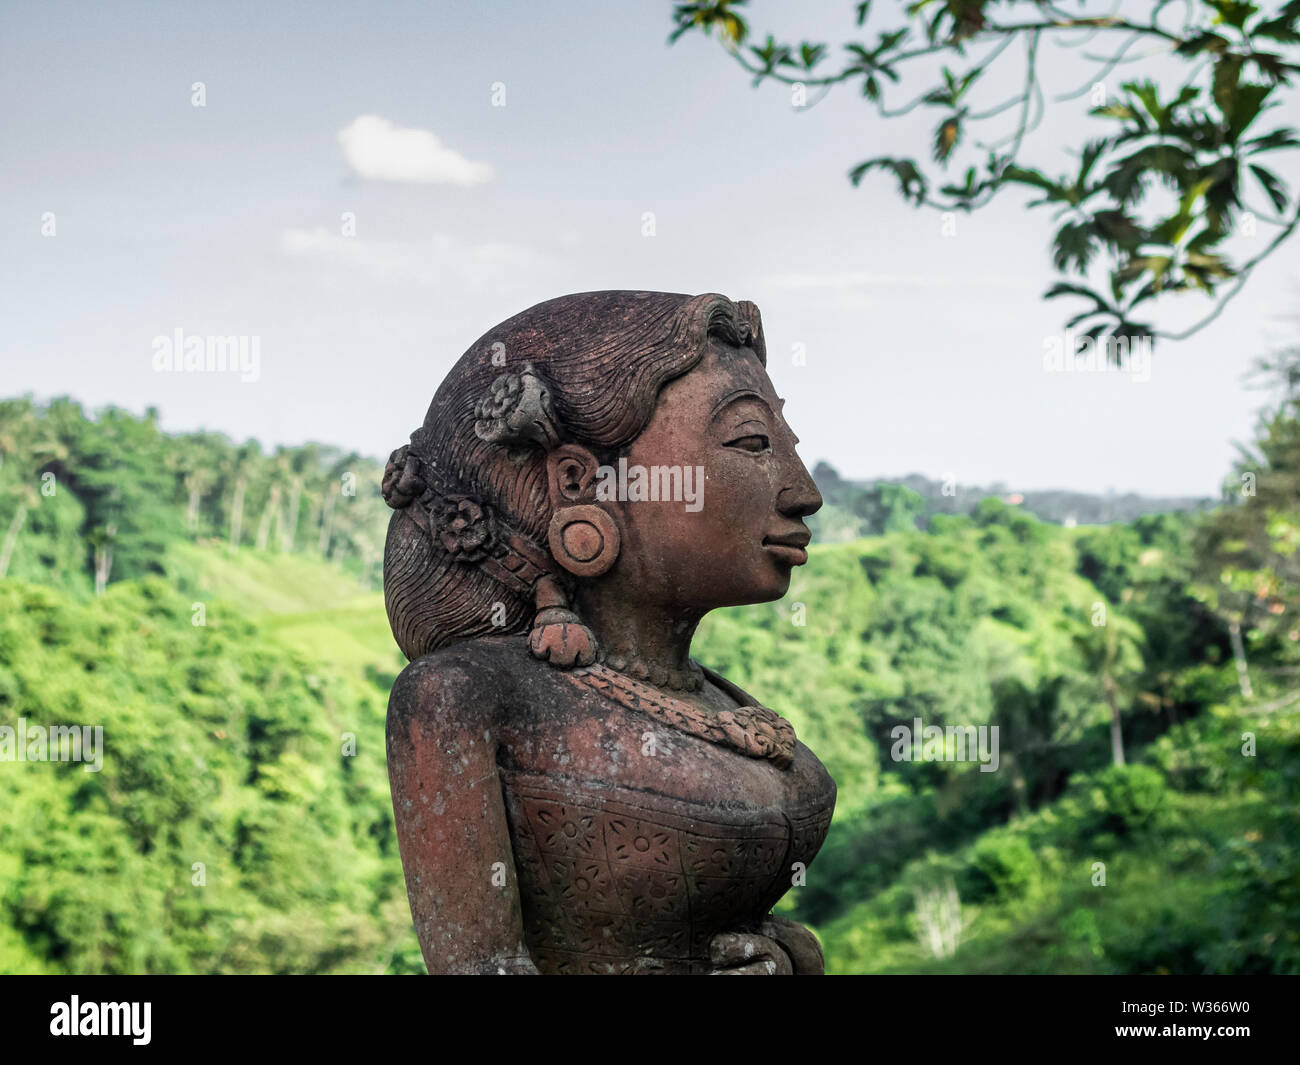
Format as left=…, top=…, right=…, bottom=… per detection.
left=0, top=577, right=420, bottom=974
left=671, top=0, right=1300, bottom=345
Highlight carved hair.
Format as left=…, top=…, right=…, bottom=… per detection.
left=382, top=290, right=766, bottom=662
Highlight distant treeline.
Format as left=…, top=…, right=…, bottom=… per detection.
left=0, top=396, right=389, bottom=595
left=811, top=463, right=1213, bottom=539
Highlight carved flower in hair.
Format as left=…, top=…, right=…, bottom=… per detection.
left=432, top=495, right=499, bottom=562
left=382, top=445, right=426, bottom=510
left=473, top=362, right=560, bottom=451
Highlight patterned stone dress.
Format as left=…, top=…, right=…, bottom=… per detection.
left=497, top=663, right=836, bottom=974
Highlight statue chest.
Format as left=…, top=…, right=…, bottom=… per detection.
left=497, top=698, right=835, bottom=973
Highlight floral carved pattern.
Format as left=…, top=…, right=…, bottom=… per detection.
left=500, top=773, right=832, bottom=975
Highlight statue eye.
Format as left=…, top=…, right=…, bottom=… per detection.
left=725, top=434, right=771, bottom=453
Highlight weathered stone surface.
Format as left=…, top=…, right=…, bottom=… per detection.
left=382, top=291, right=835, bottom=974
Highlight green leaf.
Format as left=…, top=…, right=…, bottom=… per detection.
left=1174, top=31, right=1231, bottom=57
left=1002, top=165, right=1061, bottom=194
left=1253, top=12, right=1300, bottom=44
left=1244, top=126, right=1300, bottom=154
left=749, top=35, right=791, bottom=74
left=1249, top=163, right=1290, bottom=212
left=1044, top=281, right=1111, bottom=309
left=1092, top=210, right=1144, bottom=251
left=849, top=156, right=928, bottom=204
left=1077, top=138, right=1111, bottom=187
left=939, top=166, right=980, bottom=200
left=1226, top=83, right=1274, bottom=142
left=1187, top=223, right=1228, bottom=253
left=1183, top=247, right=1235, bottom=292
left=1202, top=156, right=1243, bottom=219
left=1117, top=255, right=1173, bottom=290
left=1091, top=103, right=1141, bottom=125
left=1102, top=144, right=1199, bottom=206
left=1124, top=81, right=1165, bottom=126
left=1207, top=0, right=1258, bottom=31
left=1126, top=280, right=1161, bottom=309
left=800, top=43, right=827, bottom=69
left=668, top=1, right=751, bottom=46
left=1052, top=221, right=1097, bottom=273
left=1110, top=321, right=1154, bottom=348
left=878, top=28, right=909, bottom=52
left=1212, top=55, right=1244, bottom=114
left=1184, top=250, right=1234, bottom=276
left=1246, top=51, right=1300, bottom=83
left=1149, top=211, right=1195, bottom=247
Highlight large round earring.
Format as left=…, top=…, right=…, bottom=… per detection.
left=547, top=504, right=620, bottom=577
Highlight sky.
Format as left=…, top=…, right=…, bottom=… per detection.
left=2, top=0, right=1298, bottom=497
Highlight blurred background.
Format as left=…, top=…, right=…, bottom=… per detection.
left=1, top=0, right=1297, bottom=973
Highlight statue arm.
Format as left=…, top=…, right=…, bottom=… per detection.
left=386, top=655, right=538, bottom=975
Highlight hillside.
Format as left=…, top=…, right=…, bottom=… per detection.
left=1, top=391, right=1297, bottom=974
left=0, top=561, right=422, bottom=975
left=3, top=522, right=1294, bottom=974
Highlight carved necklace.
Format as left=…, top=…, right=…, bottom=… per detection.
left=596, top=650, right=704, bottom=692
left=567, top=661, right=797, bottom=769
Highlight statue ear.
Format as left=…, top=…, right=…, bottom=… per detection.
left=545, top=445, right=620, bottom=578
left=545, top=444, right=602, bottom=507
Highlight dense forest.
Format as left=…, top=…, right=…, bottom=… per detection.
left=0, top=351, right=1297, bottom=973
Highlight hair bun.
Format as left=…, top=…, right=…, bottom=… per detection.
left=528, top=606, right=598, bottom=668
left=382, top=445, right=426, bottom=509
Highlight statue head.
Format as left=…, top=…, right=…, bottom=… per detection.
left=381, top=290, right=822, bottom=666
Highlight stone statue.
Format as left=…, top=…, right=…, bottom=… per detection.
left=382, top=291, right=836, bottom=974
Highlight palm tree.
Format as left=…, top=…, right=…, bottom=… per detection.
left=317, top=449, right=361, bottom=556
left=168, top=432, right=226, bottom=536
left=255, top=449, right=289, bottom=552
left=223, top=443, right=260, bottom=548
left=279, top=444, right=324, bottom=554
left=0, top=398, right=68, bottom=579
left=325, top=466, right=388, bottom=588
left=88, top=522, right=117, bottom=597
left=1072, top=607, right=1145, bottom=767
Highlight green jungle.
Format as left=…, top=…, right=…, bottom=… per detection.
left=1, top=350, right=1297, bottom=974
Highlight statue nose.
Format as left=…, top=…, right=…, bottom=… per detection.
left=777, top=473, right=822, bottom=518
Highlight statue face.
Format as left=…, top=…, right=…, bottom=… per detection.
left=602, top=338, right=822, bottom=611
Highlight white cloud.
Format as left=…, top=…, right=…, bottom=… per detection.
left=279, top=226, right=542, bottom=289
left=337, top=114, right=494, bottom=186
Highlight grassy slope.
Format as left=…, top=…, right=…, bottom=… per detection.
left=168, top=542, right=403, bottom=679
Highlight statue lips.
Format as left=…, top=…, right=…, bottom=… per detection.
left=762, top=528, right=811, bottom=566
